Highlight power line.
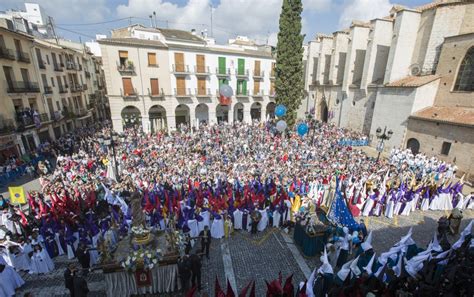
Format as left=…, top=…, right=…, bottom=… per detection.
left=54, top=25, right=97, bottom=39
left=56, top=17, right=132, bottom=26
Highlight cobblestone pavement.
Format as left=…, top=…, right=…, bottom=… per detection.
left=14, top=209, right=474, bottom=297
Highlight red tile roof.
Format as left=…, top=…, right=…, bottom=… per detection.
left=410, top=106, right=474, bottom=127
left=385, top=75, right=440, bottom=87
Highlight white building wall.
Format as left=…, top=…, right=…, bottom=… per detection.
left=342, top=25, right=370, bottom=91
left=315, top=37, right=333, bottom=84
left=411, top=79, right=439, bottom=113
left=328, top=32, right=349, bottom=85
left=384, top=10, right=421, bottom=84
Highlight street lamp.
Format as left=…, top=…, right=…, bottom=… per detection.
left=375, top=126, right=393, bottom=162
left=99, top=131, right=121, bottom=182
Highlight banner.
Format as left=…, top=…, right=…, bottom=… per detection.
left=9, top=186, right=26, bottom=204
left=338, top=139, right=369, bottom=146
left=135, top=269, right=152, bottom=287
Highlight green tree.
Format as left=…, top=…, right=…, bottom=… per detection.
left=275, top=0, right=304, bottom=127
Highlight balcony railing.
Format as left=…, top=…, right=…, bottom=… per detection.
left=172, top=64, right=191, bottom=74
left=216, top=68, right=231, bottom=77
left=85, top=71, right=91, bottom=78
left=39, top=113, right=50, bottom=122
left=121, top=88, right=139, bottom=100
left=148, top=88, right=165, bottom=99
left=195, top=88, right=212, bottom=97
left=82, top=84, right=88, bottom=91
left=253, top=70, right=264, bottom=79
left=0, top=119, right=15, bottom=136
left=76, top=108, right=89, bottom=117
left=195, top=66, right=211, bottom=75
left=66, top=61, right=76, bottom=70
left=59, top=86, right=68, bottom=93
left=53, top=111, right=63, bottom=121
left=235, top=90, right=249, bottom=97
left=38, top=60, right=46, bottom=69
left=7, top=81, right=40, bottom=93
left=17, top=51, right=31, bottom=63
left=236, top=69, right=249, bottom=78
left=54, top=63, right=63, bottom=72
left=44, top=86, right=53, bottom=94
left=0, top=47, right=16, bottom=60
left=117, top=62, right=136, bottom=75
left=70, top=84, right=83, bottom=92
left=174, top=88, right=192, bottom=97
left=252, top=90, right=265, bottom=98
left=16, top=116, right=34, bottom=127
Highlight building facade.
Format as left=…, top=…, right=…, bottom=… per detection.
left=99, top=25, right=276, bottom=133
left=0, top=22, right=107, bottom=162
left=303, top=0, right=473, bottom=176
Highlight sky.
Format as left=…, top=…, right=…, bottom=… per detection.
left=0, top=0, right=433, bottom=45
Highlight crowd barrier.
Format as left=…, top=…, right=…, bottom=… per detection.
left=338, top=139, right=369, bottom=146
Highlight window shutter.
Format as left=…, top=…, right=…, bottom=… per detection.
left=253, top=80, right=260, bottom=94
left=242, top=80, right=247, bottom=94
left=148, top=53, right=157, bottom=66
left=122, top=78, right=133, bottom=95
left=150, top=78, right=159, bottom=95
left=238, top=59, right=245, bottom=75
left=218, top=57, right=226, bottom=74
left=119, top=51, right=128, bottom=58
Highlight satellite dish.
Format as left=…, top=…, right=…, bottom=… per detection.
left=409, top=64, right=421, bottom=76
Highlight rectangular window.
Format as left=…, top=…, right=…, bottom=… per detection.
left=119, top=50, right=128, bottom=66
left=147, top=53, right=157, bottom=66
left=20, top=68, right=29, bottom=83
left=46, top=55, right=50, bottom=64
left=197, top=77, right=206, bottom=95
left=41, top=74, right=48, bottom=86
left=253, top=80, right=260, bottom=94
left=271, top=62, right=276, bottom=77
left=196, top=54, right=205, bottom=73
left=3, top=66, right=14, bottom=86
left=122, top=78, right=134, bottom=95
left=237, top=58, right=245, bottom=75
left=218, top=57, right=226, bottom=74
left=150, top=78, right=159, bottom=95
left=237, top=79, right=247, bottom=95
left=441, top=142, right=451, bottom=156
left=174, top=53, right=184, bottom=72
left=218, top=78, right=228, bottom=86
left=254, top=60, right=261, bottom=76
left=14, top=39, right=22, bottom=52
left=176, top=77, right=186, bottom=95
left=51, top=77, right=55, bottom=87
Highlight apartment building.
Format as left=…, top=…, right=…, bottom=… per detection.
left=99, top=25, right=276, bottom=132
left=0, top=22, right=107, bottom=161
left=303, top=0, right=473, bottom=175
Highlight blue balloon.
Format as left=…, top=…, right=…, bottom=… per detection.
left=275, top=104, right=287, bottom=117
left=297, top=123, right=309, bottom=136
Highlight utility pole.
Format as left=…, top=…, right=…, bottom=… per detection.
left=210, top=4, right=214, bottom=37
left=48, top=16, right=59, bottom=45
left=149, top=15, right=153, bottom=27
left=153, top=11, right=157, bottom=28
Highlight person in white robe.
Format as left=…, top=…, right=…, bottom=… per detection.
left=10, top=245, right=31, bottom=272
left=29, top=245, right=54, bottom=274
left=89, top=234, right=100, bottom=266
left=0, top=263, right=25, bottom=296
left=210, top=214, right=224, bottom=239
left=257, top=208, right=268, bottom=232
left=233, top=209, right=243, bottom=230
left=272, top=207, right=281, bottom=228
left=187, top=219, right=199, bottom=238
left=199, top=210, right=210, bottom=231
left=54, top=232, right=65, bottom=256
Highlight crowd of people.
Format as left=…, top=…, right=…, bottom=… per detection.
left=0, top=119, right=471, bottom=296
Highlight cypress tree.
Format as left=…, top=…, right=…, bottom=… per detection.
left=275, top=0, right=304, bottom=127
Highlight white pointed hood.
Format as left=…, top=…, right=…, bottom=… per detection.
left=396, top=227, right=415, bottom=246
left=405, top=252, right=430, bottom=278
left=428, top=233, right=442, bottom=253
left=306, top=268, right=317, bottom=297
left=361, top=231, right=373, bottom=251
left=317, top=247, right=334, bottom=275
left=337, top=259, right=353, bottom=282
left=392, top=254, right=404, bottom=277
left=452, top=220, right=473, bottom=249
left=350, top=256, right=361, bottom=277
left=363, top=253, right=376, bottom=275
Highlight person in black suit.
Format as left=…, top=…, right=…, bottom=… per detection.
left=64, top=263, right=76, bottom=297
left=76, top=243, right=90, bottom=276
left=177, top=254, right=191, bottom=293
left=199, top=226, right=211, bottom=259
left=190, top=253, right=202, bottom=291
left=73, top=269, right=89, bottom=297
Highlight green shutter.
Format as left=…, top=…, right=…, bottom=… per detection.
left=238, top=58, right=245, bottom=75
left=219, top=78, right=228, bottom=86
left=218, top=57, right=226, bottom=74
left=242, top=80, right=247, bottom=94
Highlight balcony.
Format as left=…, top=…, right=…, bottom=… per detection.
left=54, top=63, right=63, bottom=72
left=17, top=51, right=31, bottom=63
left=38, top=60, right=46, bottom=69
left=235, top=90, right=249, bottom=98
left=53, top=111, right=63, bottom=121
left=85, top=71, right=91, bottom=78
left=82, top=84, right=88, bottom=91
left=121, top=88, right=139, bottom=101
left=75, top=108, right=89, bottom=118
left=253, top=70, right=264, bottom=79
left=0, top=47, right=16, bottom=60
left=235, top=69, right=249, bottom=78
left=174, top=88, right=192, bottom=98
left=44, top=86, right=53, bottom=94
left=78, top=64, right=83, bottom=71
left=194, top=66, right=211, bottom=76
left=65, top=61, right=76, bottom=70
left=0, top=119, right=15, bottom=136
left=117, top=62, right=136, bottom=75
left=39, top=113, right=50, bottom=123
left=7, top=81, right=40, bottom=93
left=148, top=88, right=165, bottom=100
left=70, top=84, right=83, bottom=92
left=252, top=90, right=265, bottom=99
left=216, top=68, right=231, bottom=77
left=270, top=69, right=276, bottom=80
left=195, top=88, right=212, bottom=97
left=172, top=64, right=191, bottom=75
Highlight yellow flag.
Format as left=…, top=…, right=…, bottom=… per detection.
left=9, top=186, right=26, bottom=204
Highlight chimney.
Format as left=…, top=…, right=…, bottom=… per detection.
left=191, top=29, right=196, bottom=35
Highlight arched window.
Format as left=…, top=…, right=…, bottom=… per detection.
left=454, top=47, right=474, bottom=91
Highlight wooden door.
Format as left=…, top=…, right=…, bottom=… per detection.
left=150, top=78, right=159, bottom=95
left=254, top=60, right=261, bottom=76
left=122, top=78, right=133, bottom=95
left=175, top=53, right=184, bottom=72
left=176, top=77, right=186, bottom=95
left=196, top=55, right=205, bottom=73
left=197, top=78, right=206, bottom=95
left=253, top=80, right=260, bottom=95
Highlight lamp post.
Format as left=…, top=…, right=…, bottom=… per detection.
left=375, top=126, right=393, bottom=162
left=99, top=132, right=122, bottom=182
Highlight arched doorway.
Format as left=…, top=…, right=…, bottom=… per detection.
left=234, top=103, right=244, bottom=122
left=195, top=104, right=209, bottom=126
left=149, top=105, right=167, bottom=133
left=216, top=104, right=230, bottom=123
left=175, top=104, right=190, bottom=128
left=266, top=102, right=276, bottom=120
left=121, top=106, right=141, bottom=129
left=321, top=100, right=328, bottom=123
left=250, top=102, right=262, bottom=122
left=406, top=138, right=420, bottom=154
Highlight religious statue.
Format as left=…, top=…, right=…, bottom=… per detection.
left=130, top=192, right=146, bottom=227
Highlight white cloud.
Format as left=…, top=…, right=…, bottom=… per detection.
left=339, top=0, right=393, bottom=28
left=304, top=0, right=332, bottom=11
